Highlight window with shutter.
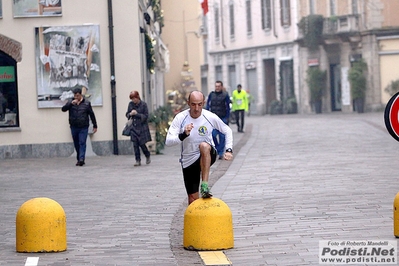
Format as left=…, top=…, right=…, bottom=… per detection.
left=246, top=0, right=252, bottom=36
left=229, top=2, right=235, bottom=39
left=280, top=0, right=291, bottom=27
left=261, top=0, right=272, bottom=30
left=214, top=6, right=220, bottom=41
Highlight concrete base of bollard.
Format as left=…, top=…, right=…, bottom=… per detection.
left=16, top=197, right=67, bottom=252
left=183, top=197, right=234, bottom=251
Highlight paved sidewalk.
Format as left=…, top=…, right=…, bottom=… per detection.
left=218, top=112, right=398, bottom=265
left=1, top=112, right=398, bottom=265
left=0, top=121, right=246, bottom=266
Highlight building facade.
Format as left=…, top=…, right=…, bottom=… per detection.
left=298, top=0, right=399, bottom=113
left=203, top=0, right=300, bottom=115
left=203, top=0, right=399, bottom=115
left=0, top=0, right=167, bottom=159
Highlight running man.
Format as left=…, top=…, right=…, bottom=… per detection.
left=165, top=91, right=233, bottom=205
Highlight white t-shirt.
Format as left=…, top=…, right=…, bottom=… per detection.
left=165, top=109, right=233, bottom=168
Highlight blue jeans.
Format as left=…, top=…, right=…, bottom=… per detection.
left=70, top=126, right=89, bottom=162
left=212, top=117, right=228, bottom=156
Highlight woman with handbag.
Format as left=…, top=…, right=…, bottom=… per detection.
left=125, top=91, right=152, bottom=166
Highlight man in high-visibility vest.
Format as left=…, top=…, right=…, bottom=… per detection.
left=232, top=84, right=248, bottom=133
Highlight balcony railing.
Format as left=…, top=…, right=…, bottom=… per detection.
left=323, top=15, right=360, bottom=35
left=296, top=14, right=361, bottom=48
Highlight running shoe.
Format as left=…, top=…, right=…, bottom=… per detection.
left=200, top=183, right=213, bottom=198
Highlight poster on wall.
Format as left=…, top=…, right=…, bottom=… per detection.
left=35, top=25, right=102, bottom=108
left=0, top=0, right=3, bottom=18
left=13, top=0, right=62, bottom=17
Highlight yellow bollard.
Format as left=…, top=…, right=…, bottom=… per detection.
left=183, top=197, right=233, bottom=250
left=16, top=197, right=67, bottom=252
left=394, top=192, right=399, bottom=237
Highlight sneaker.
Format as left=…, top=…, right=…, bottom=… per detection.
left=134, top=161, right=141, bottom=166
left=200, top=183, right=213, bottom=198
left=146, top=156, right=151, bottom=164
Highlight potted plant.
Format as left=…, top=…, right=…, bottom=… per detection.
left=284, top=97, right=298, bottom=114
left=148, top=105, right=173, bottom=154
left=306, top=67, right=327, bottom=113
left=348, top=60, right=367, bottom=113
left=269, top=100, right=283, bottom=115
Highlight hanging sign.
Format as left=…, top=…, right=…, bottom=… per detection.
left=0, top=66, right=15, bottom=82
left=308, top=58, right=319, bottom=66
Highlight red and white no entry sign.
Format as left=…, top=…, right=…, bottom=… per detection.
left=384, top=92, right=399, bottom=142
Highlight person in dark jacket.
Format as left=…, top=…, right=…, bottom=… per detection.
left=125, top=91, right=152, bottom=166
left=206, top=80, right=230, bottom=159
left=62, top=87, right=97, bottom=166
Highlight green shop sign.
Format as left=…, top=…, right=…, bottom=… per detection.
left=0, top=66, right=15, bottom=82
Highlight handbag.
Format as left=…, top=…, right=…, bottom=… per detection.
left=122, top=118, right=133, bottom=136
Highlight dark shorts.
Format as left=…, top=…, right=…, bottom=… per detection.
left=182, top=145, right=217, bottom=195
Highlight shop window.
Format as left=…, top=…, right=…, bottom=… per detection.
left=0, top=51, right=19, bottom=127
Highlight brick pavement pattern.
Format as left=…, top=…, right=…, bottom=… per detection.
left=0, top=112, right=397, bottom=265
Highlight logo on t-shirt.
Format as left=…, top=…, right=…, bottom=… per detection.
left=198, top=126, right=208, bottom=136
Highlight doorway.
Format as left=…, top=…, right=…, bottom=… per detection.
left=330, top=64, right=342, bottom=111
left=263, top=59, right=276, bottom=114
left=246, top=68, right=258, bottom=115
left=228, top=65, right=237, bottom=95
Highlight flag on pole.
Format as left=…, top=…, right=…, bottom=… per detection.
left=199, top=0, right=208, bottom=15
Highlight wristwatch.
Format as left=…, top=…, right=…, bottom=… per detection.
left=225, top=148, right=233, bottom=153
